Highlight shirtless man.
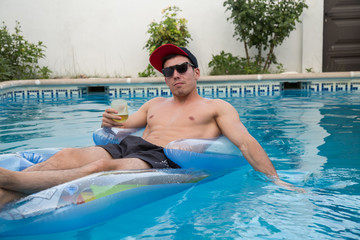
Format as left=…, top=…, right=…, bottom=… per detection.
left=0, top=44, right=295, bottom=205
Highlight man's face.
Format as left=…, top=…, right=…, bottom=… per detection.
left=163, top=55, right=200, bottom=97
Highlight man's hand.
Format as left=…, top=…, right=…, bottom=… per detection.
left=273, top=178, right=306, bottom=193
left=101, top=108, right=124, bottom=128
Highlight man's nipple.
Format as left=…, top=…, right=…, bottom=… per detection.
left=188, top=116, right=195, bottom=121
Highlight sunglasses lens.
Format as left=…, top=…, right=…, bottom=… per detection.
left=175, top=63, right=188, bottom=74
left=162, top=68, right=174, bottom=77
left=162, top=62, right=192, bottom=77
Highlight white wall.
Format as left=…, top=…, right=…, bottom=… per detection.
left=0, top=0, right=323, bottom=77
left=302, top=1, right=324, bottom=73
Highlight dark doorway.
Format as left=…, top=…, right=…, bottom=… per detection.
left=323, top=0, right=360, bottom=72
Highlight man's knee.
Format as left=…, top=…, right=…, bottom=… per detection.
left=55, top=148, right=79, bottom=158
left=55, top=146, right=111, bottom=164
left=34, top=147, right=96, bottom=171
left=84, top=158, right=128, bottom=173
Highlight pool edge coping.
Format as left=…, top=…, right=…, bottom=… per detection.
left=1, top=71, right=360, bottom=90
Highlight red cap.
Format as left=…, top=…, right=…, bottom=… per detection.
left=149, top=44, right=198, bottom=73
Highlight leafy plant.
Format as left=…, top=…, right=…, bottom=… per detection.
left=138, top=64, right=156, bottom=78
left=0, top=21, right=51, bottom=81
left=223, top=0, right=308, bottom=73
left=209, top=51, right=269, bottom=75
left=305, top=67, right=313, bottom=73
left=139, top=6, right=192, bottom=77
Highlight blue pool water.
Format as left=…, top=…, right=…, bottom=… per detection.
left=0, top=90, right=359, bottom=239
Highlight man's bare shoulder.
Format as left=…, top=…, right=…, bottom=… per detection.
left=145, top=97, right=169, bottom=106
left=140, top=97, right=169, bottom=111
left=204, top=98, right=238, bottom=116
left=204, top=98, right=233, bottom=108
left=136, top=97, right=162, bottom=110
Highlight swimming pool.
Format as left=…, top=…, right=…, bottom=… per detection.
left=0, top=89, right=359, bottom=239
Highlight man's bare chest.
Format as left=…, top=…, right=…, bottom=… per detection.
left=146, top=106, right=215, bottom=127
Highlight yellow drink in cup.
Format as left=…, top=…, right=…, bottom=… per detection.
left=111, top=99, right=128, bottom=123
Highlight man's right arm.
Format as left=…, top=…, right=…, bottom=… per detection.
left=101, top=101, right=150, bottom=129
left=101, top=98, right=165, bottom=128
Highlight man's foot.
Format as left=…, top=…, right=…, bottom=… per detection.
left=0, top=167, right=15, bottom=189
left=0, top=188, right=26, bottom=208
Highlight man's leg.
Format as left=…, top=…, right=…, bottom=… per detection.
left=0, top=157, right=151, bottom=205
left=24, top=146, right=112, bottom=171
left=0, top=146, right=112, bottom=206
left=0, top=188, right=26, bottom=206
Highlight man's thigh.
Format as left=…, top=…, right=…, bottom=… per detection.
left=111, top=158, right=151, bottom=170
left=24, top=146, right=113, bottom=171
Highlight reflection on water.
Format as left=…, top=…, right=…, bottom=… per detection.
left=0, top=95, right=111, bottom=152
left=318, top=101, right=360, bottom=169
left=273, top=95, right=329, bottom=173
left=0, top=100, right=53, bottom=144
left=230, top=91, right=330, bottom=173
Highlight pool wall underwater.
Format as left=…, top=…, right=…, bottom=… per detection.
left=1, top=72, right=360, bottom=101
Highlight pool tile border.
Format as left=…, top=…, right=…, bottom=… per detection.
left=1, top=72, right=359, bottom=101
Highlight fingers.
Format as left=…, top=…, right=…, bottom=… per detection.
left=101, top=108, right=123, bottom=128
left=273, top=179, right=307, bottom=193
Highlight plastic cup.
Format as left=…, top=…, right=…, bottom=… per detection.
left=111, top=99, right=128, bottom=123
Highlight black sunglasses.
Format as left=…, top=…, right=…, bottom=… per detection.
left=162, top=62, right=194, bottom=78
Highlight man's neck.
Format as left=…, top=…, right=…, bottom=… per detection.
left=172, top=90, right=202, bottom=105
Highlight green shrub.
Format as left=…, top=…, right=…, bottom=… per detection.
left=139, top=6, right=192, bottom=77
left=0, top=21, right=51, bottom=81
left=138, top=64, right=156, bottom=78
left=208, top=51, right=270, bottom=75
left=223, top=0, right=307, bottom=73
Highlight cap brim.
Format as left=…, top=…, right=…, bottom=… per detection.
left=149, top=44, right=190, bottom=73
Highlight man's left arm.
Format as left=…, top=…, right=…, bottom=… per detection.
left=214, top=100, right=278, bottom=178
left=214, top=100, right=306, bottom=192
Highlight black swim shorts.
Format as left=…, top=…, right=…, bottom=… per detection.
left=97, top=135, right=180, bottom=169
